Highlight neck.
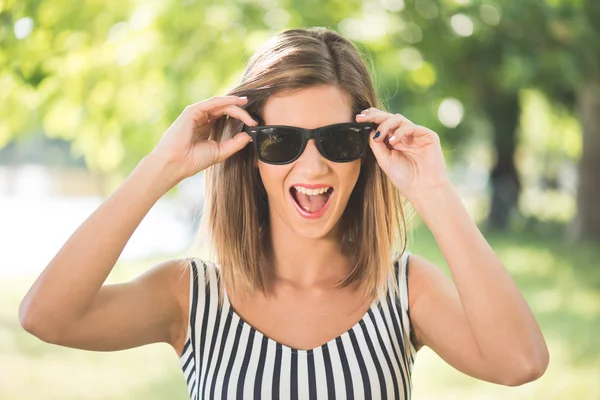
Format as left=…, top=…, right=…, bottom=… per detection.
left=264, top=216, right=353, bottom=291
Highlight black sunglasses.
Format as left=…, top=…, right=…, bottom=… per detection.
left=241, top=121, right=377, bottom=165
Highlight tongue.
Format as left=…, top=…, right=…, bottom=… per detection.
left=294, top=191, right=329, bottom=213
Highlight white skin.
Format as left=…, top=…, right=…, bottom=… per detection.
left=255, top=84, right=550, bottom=384
left=256, top=84, right=364, bottom=289
left=20, top=86, right=548, bottom=386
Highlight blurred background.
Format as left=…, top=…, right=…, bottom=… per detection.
left=1, top=0, right=599, bottom=398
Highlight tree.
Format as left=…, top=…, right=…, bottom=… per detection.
left=391, top=0, right=565, bottom=231
left=549, top=0, right=600, bottom=241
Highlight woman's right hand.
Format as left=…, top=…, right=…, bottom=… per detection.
left=149, top=95, right=258, bottom=180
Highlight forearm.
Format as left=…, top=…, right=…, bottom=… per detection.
left=411, top=183, right=549, bottom=372
left=19, top=153, right=183, bottom=331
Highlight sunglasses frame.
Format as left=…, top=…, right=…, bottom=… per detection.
left=242, top=121, right=377, bottom=165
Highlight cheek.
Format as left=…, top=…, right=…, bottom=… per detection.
left=339, top=164, right=362, bottom=203
left=340, top=162, right=362, bottom=186
left=257, top=163, right=288, bottom=197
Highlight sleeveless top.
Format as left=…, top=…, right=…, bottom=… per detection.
left=178, top=251, right=416, bottom=399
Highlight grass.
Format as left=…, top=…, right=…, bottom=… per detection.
left=408, top=224, right=600, bottom=400
left=1, top=223, right=599, bottom=399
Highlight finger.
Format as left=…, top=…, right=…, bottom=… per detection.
left=357, top=107, right=414, bottom=126
left=183, top=95, right=251, bottom=126
left=368, top=130, right=391, bottom=166
left=207, top=103, right=259, bottom=127
left=214, top=132, right=253, bottom=163
left=390, top=124, right=438, bottom=150
left=388, top=125, right=418, bottom=150
left=357, top=110, right=413, bottom=144
left=188, top=95, right=249, bottom=110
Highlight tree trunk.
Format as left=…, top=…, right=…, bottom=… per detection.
left=485, top=92, right=522, bottom=231
left=567, top=78, right=600, bottom=241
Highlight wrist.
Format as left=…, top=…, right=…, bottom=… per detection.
left=409, top=179, right=456, bottom=211
left=139, top=152, right=186, bottom=191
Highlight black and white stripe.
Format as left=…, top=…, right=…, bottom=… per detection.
left=178, top=251, right=416, bottom=399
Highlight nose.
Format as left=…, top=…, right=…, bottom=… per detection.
left=294, top=139, right=329, bottom=174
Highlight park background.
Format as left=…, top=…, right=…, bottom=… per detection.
left=1, top=0, right=599, bottom=398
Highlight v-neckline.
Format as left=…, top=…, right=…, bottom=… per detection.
left=222, top=274, right=387, bottom=356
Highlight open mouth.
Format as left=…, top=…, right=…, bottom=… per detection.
left=289, top=186, right=334, bottom=216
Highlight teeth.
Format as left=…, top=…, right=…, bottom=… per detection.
left=293, top=185, right=331, bottom=195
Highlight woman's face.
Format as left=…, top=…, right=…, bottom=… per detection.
left=257, top=85, right=362, bottom=239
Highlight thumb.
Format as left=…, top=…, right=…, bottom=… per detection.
left=368, top=131, right=391, bottom=168
left=214, top=132, right=252, bottom=163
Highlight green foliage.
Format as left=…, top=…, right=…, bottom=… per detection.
left=0, top=0, right=595, bottom=175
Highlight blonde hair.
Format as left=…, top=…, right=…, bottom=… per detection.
left=192, top=27, right=414, bottom=307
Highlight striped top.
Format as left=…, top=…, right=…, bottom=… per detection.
left=179, top=251, right=416, bottom=399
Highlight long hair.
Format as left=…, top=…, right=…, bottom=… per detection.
left=191, top=27, right=414, bottom=307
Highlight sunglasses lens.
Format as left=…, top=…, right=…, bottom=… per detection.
left=320, top=125, right=366, bottom=161
left=257, top=127, right=303, bottom=163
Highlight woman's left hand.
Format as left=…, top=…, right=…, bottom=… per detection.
left=357, top=107, right=451, bottom=202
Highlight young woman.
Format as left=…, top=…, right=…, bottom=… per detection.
left=19, top=27, right=548, bottom=399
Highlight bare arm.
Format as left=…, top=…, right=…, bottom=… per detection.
left=18, top=154, right=187, bottom=350
left=18, top=95, right=258, bottom=354
left=407, top=183, right=549, bottom=386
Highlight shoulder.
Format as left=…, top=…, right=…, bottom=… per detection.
left=136, top=258, right=191, bottom=304
left=404, top=252, right=454, bottom=351
left=171, top=257, right=224, bottom=315
left=166, top=257, right=219, bottom=356
left=404, top=252, right=447, bottom=310
left=150, top=258, right=196, bottom=324
left=170, top=257, right=221, bottom=300
left=391, top=249, right=411, bottom=296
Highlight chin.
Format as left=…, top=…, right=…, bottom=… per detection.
left=289, top=224, right=336, bottom=240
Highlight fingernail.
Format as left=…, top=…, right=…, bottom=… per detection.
left=373, top=131, right=381, bottom=139
left=239, top=96, right=247, bottom=99
left=389, top=135, right=396, bottom=141
left=356, top=113, right=366, bottom=117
